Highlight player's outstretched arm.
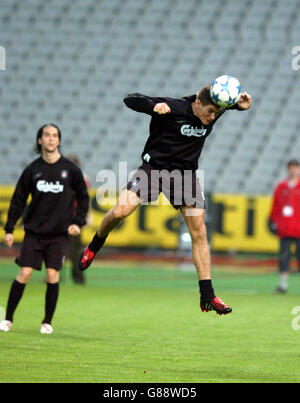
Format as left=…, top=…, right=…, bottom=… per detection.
left=236, top=92, right=251, bottom=110
left=123, top=93, right=170, bottom=115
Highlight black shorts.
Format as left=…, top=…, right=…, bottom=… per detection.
left=126, top=162, right=205, bottom=210
left=15, top=232, right=68, bottom=271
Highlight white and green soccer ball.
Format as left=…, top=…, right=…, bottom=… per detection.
left=210, top=75, right=242, bottom=108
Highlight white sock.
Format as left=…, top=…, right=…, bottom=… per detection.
left=280, top=273, right=288, bottom=290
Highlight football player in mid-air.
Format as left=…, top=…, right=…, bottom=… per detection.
left=79, top=83, right=251, bottom=315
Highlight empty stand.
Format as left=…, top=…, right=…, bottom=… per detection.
left=0, top=0, right=299, bottom=194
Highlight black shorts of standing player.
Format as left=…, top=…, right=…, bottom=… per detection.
left=126, top=162, right=205, bottom=209
left=15, top=232, right=68, bottom=271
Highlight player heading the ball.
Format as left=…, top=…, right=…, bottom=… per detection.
left=79, top=78, right=251, bottom=316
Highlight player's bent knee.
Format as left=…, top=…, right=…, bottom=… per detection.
left=112, top=205, right=132, bottom=221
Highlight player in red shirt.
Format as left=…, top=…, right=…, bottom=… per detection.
left=269, top=159, right=300, bottom=293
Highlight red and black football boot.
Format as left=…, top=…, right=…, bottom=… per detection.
left=200, top=296, right=232, bottom=316
left=79, top=246, right=95, bottom=271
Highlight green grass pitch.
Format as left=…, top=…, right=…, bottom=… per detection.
left=0, top=259, right=300, bottom=383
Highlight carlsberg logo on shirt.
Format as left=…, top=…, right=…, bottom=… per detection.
left=37, top=180, right=64, bottom=193
left=180, top=125, right=207, bottom=137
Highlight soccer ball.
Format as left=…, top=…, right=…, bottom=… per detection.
left=210, top=75, right=242, bottom=108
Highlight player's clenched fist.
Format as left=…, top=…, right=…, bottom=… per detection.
left=3, top=233, right=14, bottom=248
left=68, top=224, right=81, bottom=236
left=153, top=103, right=171, bottom=114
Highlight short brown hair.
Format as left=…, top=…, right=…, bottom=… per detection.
left=196, top=86, right=213, bottom=106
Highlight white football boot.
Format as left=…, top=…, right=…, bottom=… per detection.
left=0, top=320, right=13, bottom=332
left=40, top=323, right=53, bottom=334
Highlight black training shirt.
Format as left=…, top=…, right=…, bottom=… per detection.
left=124, top=93, right=243, bottom=171
left=5, top=155, right=89, bottom=235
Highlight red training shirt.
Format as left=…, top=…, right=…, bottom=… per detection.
left=270, top=178, right=300, bottom=238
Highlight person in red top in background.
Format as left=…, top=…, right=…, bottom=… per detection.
left=269, top=159, right=300, bottom=293
left=67, top=155, right=91, bottom=284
